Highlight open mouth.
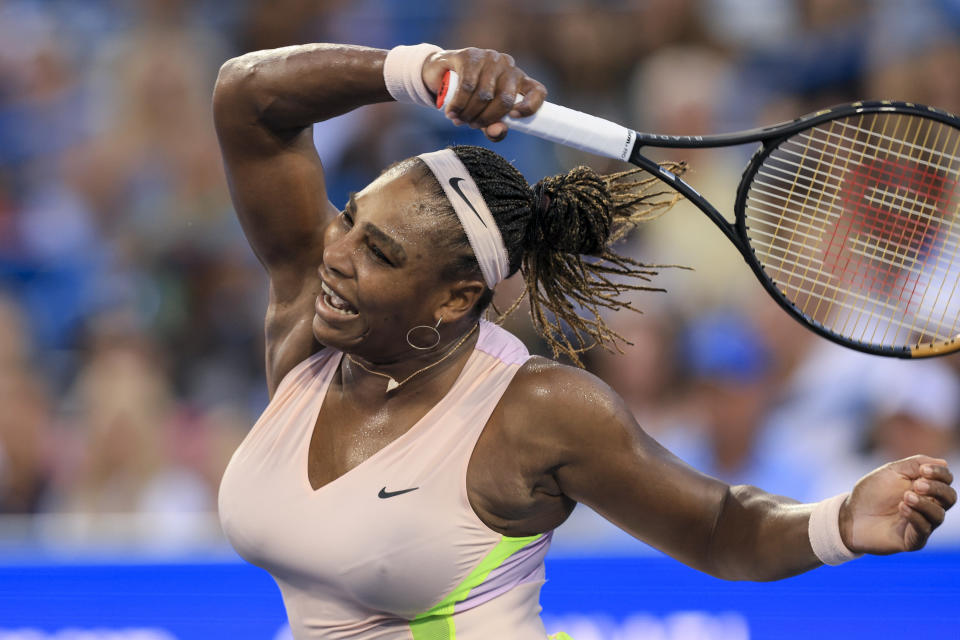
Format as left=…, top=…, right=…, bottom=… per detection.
left=321, top=281, right=359, bottom=317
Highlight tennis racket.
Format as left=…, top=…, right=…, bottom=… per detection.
left=434, top=71, right=960, bottom=359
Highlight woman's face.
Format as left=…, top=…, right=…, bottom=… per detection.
left=312, top=166, right=468, bottom=361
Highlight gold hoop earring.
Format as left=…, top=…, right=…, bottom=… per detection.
left=406, top=317, right=442, bottom=350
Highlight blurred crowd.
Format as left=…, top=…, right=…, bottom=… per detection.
left=1, top=0, right=959, bottom=551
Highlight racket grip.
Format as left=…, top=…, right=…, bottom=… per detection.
left=436, top=71, right=636, bottom=162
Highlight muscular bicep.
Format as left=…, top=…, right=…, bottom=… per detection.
left=541, top=367, right=729, bottom=570
left=214, top=66, right=335, bottom=391
left=214, top=65, right=335, bottom=298
left=222, top=127, right=333, bottom=268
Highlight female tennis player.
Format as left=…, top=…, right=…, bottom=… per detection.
left=213, top=44, right=955, bottom=640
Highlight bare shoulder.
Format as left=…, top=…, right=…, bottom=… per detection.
left=498, top=356, right=637, bottom=457
left=469, top=355, right=636, bottom=534
left=507, top=356, right=631, bottom=419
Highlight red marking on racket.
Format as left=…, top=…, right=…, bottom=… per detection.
left=823, top=157, right=949, bottom=309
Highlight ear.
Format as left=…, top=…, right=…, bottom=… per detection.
left=434, top=278, right=487, bottom=323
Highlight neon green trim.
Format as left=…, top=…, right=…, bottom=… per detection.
left=409, top=534, right=542, bottom=640
left=548, top=633, right=574, bottom=640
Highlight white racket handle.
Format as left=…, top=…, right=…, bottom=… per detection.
left=437, top=71, right=636, bottom=162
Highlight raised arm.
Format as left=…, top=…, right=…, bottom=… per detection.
left=520, top=362, right=955, bottom=581
left=212, top=44, right=389, bottom=286
left=212, top=43, right=546, bottom=393
left=212, top=45, right=392, bottom=392
left=213, top=43, right=545, bottom=275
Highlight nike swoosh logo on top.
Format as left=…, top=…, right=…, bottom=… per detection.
left=378, top=486, right=419, bottom=499
left=448, top=177, right=487, bottom=227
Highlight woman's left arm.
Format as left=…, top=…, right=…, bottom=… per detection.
left=528, top=363, right=956, bottom=581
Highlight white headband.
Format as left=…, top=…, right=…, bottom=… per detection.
left=418, top=149, right=509, bottom=288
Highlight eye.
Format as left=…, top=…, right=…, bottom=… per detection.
left=370, top=244, right=393, bottom=266
left=339, top=211, right=354, bottom=228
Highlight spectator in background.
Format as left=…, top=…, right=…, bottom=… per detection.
left=588, top=309, right=686, bottom=438
left=625, top=44, right=754, bottom=317
left=73, top=0, right=269, bottom=416
left=61, top=320, right=172, bottom=515
left=705, top=0, right=871, bottom=118
left=0, top=0, right=90, bottom=172
left=0, top=0, right=104, bottom=355
left=659, top=310, right=816, bottom=502
left=864, top=0, right=960, bottom=114
left=0, top=368, right=52, bottom=514
left=526, top=0, right=701, bottom=113
left=52, top=316, right=214, bottom=544
left=81, top=0, right=230, bottom=252
left=816, top=359, right=960, bottom=544
left=0, top=297, right=53, bottom=514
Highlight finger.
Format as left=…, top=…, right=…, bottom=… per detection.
left=904, top=490, right=946, bottom=527
left=887, top=455, right=949, bottom=482
left=483, top=122, right=509, bottom=142
left=445, top=53, right=483, bottom=120
left=510, top=76, right=547, bottom=118
left=474, top=69, right=522, bottom=128
left=898, top=500, right=933, bottom=550
left=913, top=477, right=958, bottom=510
left=458, top=63, right=501, bottom=125
left=921, top=462, right=954, bottom=486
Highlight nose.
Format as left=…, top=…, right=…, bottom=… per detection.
left=321, top=221, right=356, bottom=280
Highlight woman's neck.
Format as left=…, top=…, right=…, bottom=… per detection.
left=340, top=323, right=481, bottom=397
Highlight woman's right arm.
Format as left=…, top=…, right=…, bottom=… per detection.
left=212, top=43, right=545, bottom=392
left=213, top=42, right=544, bottom=275
left=212, top=44, right=393, bottom=392
left=213, top=44, right=392, bottom=289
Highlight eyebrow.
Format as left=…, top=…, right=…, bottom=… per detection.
left=346, top=194, right=408, bottom=265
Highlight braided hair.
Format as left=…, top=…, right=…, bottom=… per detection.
left=413, top=145, right=683, bottom=366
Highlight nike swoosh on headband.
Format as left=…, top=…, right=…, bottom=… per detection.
left=448, top=177, right=487, bottom=227
left=418, top=148, right=508, bottom=288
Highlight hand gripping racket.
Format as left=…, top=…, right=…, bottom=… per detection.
left=436, top=71, right=960, bottom=358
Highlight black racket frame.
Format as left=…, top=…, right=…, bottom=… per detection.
left=624, top=101, right=960, bottom=358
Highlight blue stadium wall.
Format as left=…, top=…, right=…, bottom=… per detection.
left=2, top=550, right=958, bottom=639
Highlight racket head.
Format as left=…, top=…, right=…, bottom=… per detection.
left=734, top=101, right=960, bottom=358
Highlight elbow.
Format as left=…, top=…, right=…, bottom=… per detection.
left=212, top=54, right=265, bottom=123
left=702, top=486, right=758, bottom=582
left=710, top=562, right=789, bottom=583
left=703, top=485, right=795, bottom=582
left=215, top=53, right=260, bottom=92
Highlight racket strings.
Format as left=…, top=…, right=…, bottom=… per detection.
left=791, top=119, right=960, bottom=173
left=746, top=185, right=960, bottom=279
left=746, top=224, right=960, bottom=296
left=757, top=154, right=955, bottom=222
left=743, top=112, right=960, bottom=351
left=831, top=115, right=960, bottom=346
left=827, top=116, right=956, bottom=345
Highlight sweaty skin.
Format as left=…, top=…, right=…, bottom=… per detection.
left=213, top=43, right=955, bottom=582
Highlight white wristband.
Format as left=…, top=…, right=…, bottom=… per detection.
left=383, top=43, right=442, bottom=108
left=808, top=493, right=862, bottom=566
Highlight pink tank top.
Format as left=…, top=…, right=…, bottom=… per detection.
left=219, top=320, right=553, bottom=639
